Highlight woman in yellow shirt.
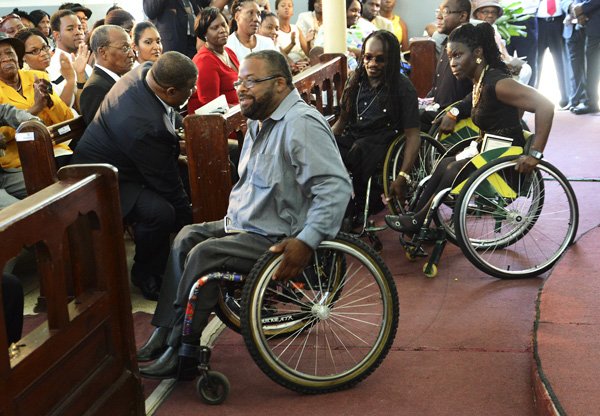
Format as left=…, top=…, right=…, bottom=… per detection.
left=0, top=34, right=74, bottom=170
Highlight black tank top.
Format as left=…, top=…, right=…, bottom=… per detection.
left=472, top=68, right=525, bottom=148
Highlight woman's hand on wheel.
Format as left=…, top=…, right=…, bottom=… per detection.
left=269, top=238, right=313, bottom=281
left=515, top=155, right=539, bottom=173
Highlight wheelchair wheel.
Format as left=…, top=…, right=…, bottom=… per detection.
left=240, top=233, right=399, bottom=394
left=383, top=133, right=445, bottom=215
left=215, top=284, right=244, bottom=334
left=196, top=370, right=230, bottom=405
left=431, top=117, right=480, bottom=150
left=454, top=157, right=578, bottom=279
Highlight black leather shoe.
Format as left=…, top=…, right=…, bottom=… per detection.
left=131, top=273, right=160, bottom=301
left=137, top=327, right=169, bottom=362
left=571, top=105, right=599, bottom=115
left=139, top=346, right=179, bottom=379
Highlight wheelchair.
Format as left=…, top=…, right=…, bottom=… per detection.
left=183, top=232, right=399, bottom=404
left=391, top=141, right=579, bottom=280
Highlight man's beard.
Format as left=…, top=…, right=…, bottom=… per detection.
left=240, top=88, right=275, bottom=120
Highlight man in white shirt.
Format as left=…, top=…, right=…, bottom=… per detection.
left=362, top=0, right=394, bottom=32
left=48, top=9, right=92, bottom=107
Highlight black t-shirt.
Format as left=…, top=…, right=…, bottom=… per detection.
left=346, top=73, right=420, bottom=145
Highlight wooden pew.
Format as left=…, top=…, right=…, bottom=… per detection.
left=15, top=116, right=85, bottom=195
left=14, top=116, right=87, bottom=311
left=408, top=37, right=437, bottom=98
left=0, top=164, right=144, bottom=415
left=184, top=53, right=347, bottom=223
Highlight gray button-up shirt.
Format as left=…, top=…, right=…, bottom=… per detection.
left=0, top=104, right=39, bottom=129
left=227, top=88, right=352, bottom=249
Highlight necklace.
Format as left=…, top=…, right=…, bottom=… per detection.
left=473, top=65, right=489, bottom=107
left=209, top=47, right=231, bottom=67
left=356, top=82, right=382, bottom=121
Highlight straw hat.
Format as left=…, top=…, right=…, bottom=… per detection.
left=471, top=0, right=504, bottom=18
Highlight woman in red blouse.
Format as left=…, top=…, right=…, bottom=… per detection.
left=188, top=7, right=240, bottom=114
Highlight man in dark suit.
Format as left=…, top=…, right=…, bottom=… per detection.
left=72, top=51, right=197, bottom=300
left=536, top=0, right=570, bottom=108
left=561, top=0, right=587, bottom=110
left=80, top=25, right=135, bottom=125
left=572, top=0, right=600, bottom=114
left=143, top=0, right=202, bottom=58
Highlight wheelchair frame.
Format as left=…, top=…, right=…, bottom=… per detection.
left=183, top=232, right=399, bottom=404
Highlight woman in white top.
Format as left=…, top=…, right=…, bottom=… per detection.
left=226, top=0, right=276, bottom=62
left=275, top=0, right=309, bottom=62
left=296, top=0, right=322, bottom=50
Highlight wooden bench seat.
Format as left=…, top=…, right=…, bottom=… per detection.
left=0, top=164, right=144, bottom=415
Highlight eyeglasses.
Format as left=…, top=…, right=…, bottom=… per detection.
left=25, top=44, right=51, bottom=56
left=435, top=8, right=464, bottom=17
left=477, top=8, right=499, bottom=16
left=106, top=44, right=133, bottom=54
left=233, top=74, right=282, bottom=89
left=363, top=54, right=385, bottom=64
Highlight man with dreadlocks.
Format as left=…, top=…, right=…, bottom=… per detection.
left=332, top=30, right=421, bottom=229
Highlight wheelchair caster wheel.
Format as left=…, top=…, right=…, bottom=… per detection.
left=405, top=251, right=416, bottom=262
left=423, top=263, right=438, bottom=278
left=196, top=370, right=230, bottom=405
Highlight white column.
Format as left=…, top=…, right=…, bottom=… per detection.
left=322, top=0, right=347, bottom=54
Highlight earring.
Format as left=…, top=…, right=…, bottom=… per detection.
left=476, top=57, right=482, bottom=64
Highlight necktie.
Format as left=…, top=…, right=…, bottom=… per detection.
left=181, top=0, right=195, bottom=36
left=547, top=0, right=556, bottom=16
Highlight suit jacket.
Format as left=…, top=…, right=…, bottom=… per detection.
left=72, top=62, right=191, bottom=224
left=80, top=66, right=117, bottom=125
left=580, top=0, right=600, bottom=36
left=143, top=0, right=201, bottom=58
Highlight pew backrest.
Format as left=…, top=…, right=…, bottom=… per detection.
left=15, top=116, right=86, bottom=195
left=184, top=53, right=348, bottom=223
left=0, top=164, right=144, bottom=416
left=408, top=37, right=437, bottom=98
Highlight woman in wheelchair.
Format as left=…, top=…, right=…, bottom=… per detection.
left=332, top=30, right=421, bottom=228
left=385, top=22, right=555, bottom=233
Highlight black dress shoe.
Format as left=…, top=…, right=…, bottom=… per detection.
left=139, top=346, right=199, bottom=380
left=137, top=327, right=169, bottom=362
left=140, top=346, right=179, bottom=379
left=571, top=105, right=599, bottom=115
left=131, top=273, right=160, bottom=301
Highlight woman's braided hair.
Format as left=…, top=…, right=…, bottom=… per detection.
left=448, top=22, right=509, bottom=74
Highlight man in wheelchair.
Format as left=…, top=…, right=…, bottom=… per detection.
left=137, top=50, right=352, bottom=380
left=332, top=30, right=421, bottom=229
left=386, top=22, right=554, bottom=234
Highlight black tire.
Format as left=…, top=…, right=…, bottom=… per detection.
left=454, top=157, right=578, bottom=279
left=383, top=133, right=445, bottom=215
left=196, top=371, right=230, bottom=405
left=240, top=233, right=399, bottom=394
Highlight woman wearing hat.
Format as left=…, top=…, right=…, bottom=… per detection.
left=471, top=0, right=531, bottom=84
left=0, top=33, right=74, bottom=172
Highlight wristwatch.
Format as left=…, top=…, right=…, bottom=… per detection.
left=447, top=107, right=460, bottom=121
left=529, top=149, right=544, bottom=160
left=397, top=171, right=412, bottom=185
